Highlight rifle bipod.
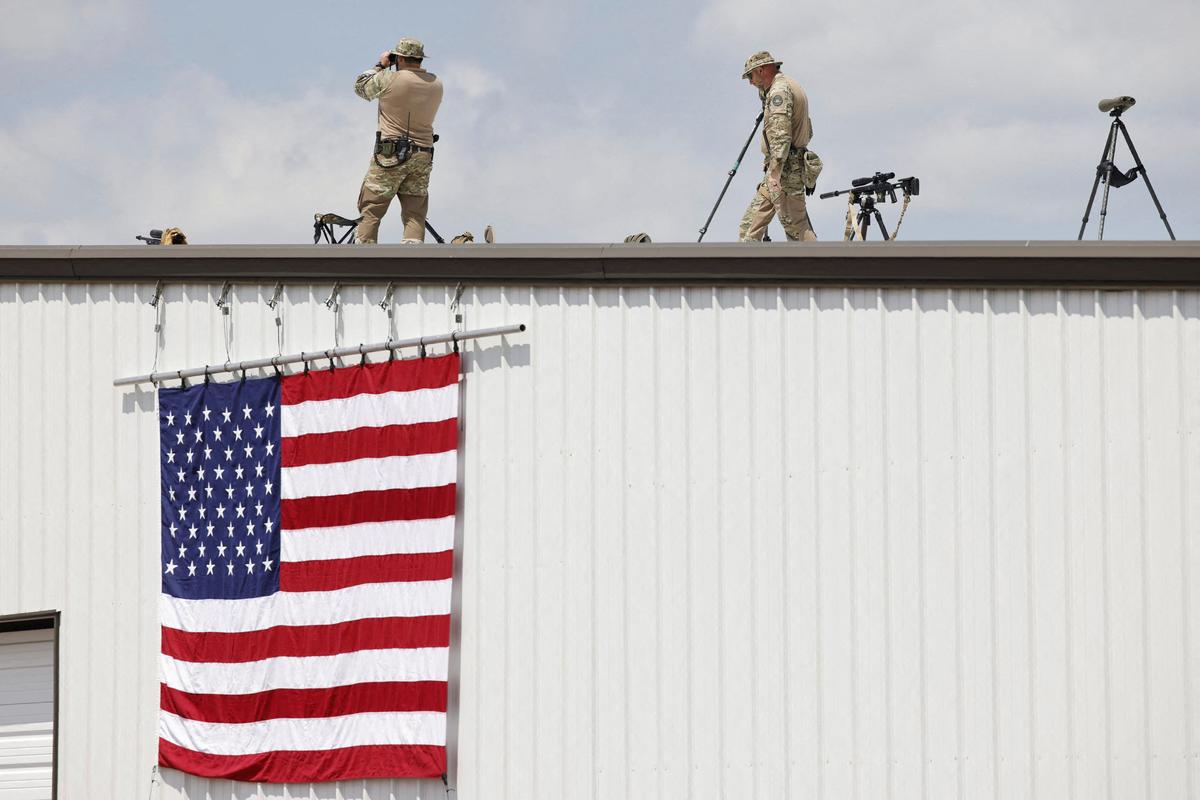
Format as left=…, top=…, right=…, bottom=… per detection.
left=313, top=213, right=446, bottom=244
left=698, top=112, right=764, bottom=242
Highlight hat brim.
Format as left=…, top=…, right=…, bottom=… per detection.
left=741, top=59, right=781, bottom=78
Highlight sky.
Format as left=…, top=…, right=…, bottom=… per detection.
left=0, top=0, right=1195, bottom=245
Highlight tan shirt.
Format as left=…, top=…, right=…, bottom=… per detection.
left=354, top=66, right=444, bottom=148
left=759, top=73, right=812, bottom=161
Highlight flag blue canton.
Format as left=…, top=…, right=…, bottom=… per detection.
left=159, top=377, right=282, bottom=600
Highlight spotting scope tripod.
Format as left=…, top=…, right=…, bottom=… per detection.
left=1078, top=96, right=1175, bottom=241
left=698, top=112, right=771, bottom=242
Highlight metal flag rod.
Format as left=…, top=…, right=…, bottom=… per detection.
left=113, top=323, right=527, bottom=387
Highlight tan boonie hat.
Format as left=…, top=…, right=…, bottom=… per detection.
left=742, top=50, right=782, bottom=77
left=391, top=37, right=426, bottom=59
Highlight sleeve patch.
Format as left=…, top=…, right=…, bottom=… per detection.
left=770, top=95, right=785, bottom=107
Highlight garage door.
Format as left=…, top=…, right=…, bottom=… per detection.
left=0, top=626, right=54, bottom=800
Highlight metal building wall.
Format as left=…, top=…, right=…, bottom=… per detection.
left=0, top=281, right=1197, bottom=799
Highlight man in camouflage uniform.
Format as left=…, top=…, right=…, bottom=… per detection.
left=738, top=51, right=817, bottom=242
left=354, top=38, right=444, bottom=244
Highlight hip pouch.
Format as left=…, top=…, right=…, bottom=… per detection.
left=374, top=131, right=411, bottom=168
left=801, top=150, right=823, bottom=195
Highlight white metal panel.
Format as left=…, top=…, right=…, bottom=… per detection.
left=0, top=281, right=1198, bottom=799
left=0, top=628, right=54, bottom=800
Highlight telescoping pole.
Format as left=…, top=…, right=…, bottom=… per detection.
left=113, top=323, right=526, bottom=387
left=698, top=112, right=764, bottom=242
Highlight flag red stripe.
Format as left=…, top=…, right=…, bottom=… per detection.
left=161, top=681, right=447, bottom=723
left=282, top=420, right=458, bottom=467
left=161, top=616, right=451, bottom=663
left=282, top=353, right=460, bottom=405
left=159, top=739, right=446, bottom=782
left=282, top=485, right=456, bottom=530
left=280, top=551, right=454, bottom=592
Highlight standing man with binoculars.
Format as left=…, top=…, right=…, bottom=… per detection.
left=353, top=38, right=443, bottom=244
left=738, top=51, right=819, bottom=242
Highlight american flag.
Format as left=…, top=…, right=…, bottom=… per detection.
left=156, top=354, right=459, bottom=783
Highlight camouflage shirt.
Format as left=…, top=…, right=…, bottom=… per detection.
left=759, top=73, right=812, bottom=164
left=354, top=66, right=443, bottom=148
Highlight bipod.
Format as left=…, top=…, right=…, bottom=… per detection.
left=698, top=112, right=764, bottom=242
left=1078, top=100, right=1175, bottom=240
left=425, top=220, right=445, bottom=244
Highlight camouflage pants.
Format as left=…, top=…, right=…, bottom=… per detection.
left=356, top=151, right=433, bottom=244
left=739, top=153, right=817, bottom=242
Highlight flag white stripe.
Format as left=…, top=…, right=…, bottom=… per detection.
left=161, top=580, right=452, bottom=633
left=160, top=647, right=449, bottom=694
left=282, top=385, right=458, bottom=438
left=160, top=710, right=447, bottom=754
left=281, top=451, right=457, bottom=500
left=281, top=517, right=456, bottom=561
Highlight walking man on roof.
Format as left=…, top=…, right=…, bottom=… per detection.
left=739, top=51, right=818, bottom=242
left=354, top=38, right=443, bottom=244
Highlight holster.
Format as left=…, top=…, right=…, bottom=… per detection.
left=374, top=130, right=411, bottom=168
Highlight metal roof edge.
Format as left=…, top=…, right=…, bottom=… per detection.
left=0, top=241, right=1196, bottom=286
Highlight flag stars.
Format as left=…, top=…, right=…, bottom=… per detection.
left=186, top=450, right=194, bottom=464
left=233, top=426, right=243, bottom=441
left=264, top=402, right=275, bottom=417
left=264, top=480, right=274, bottom=496
left=188, top=525, right=198, bottom=539
left=235, top=542, right=246, bottom=558
left=178, top=543, right=187, bottom=558
left=213, top=427, right=223, bottom=441
left=177, top=506, right=187, bottom=521
left=204, top=484, right=213, bottom=498
left=214, top=466, right=225, bottom=481
left=255, top=501, right=264, bottom=517
left=224, top=447, right=234, bottom=462
left=254, top=463, right=264, bottom=478
left=243, top=444, right=254, bottom=459
left=167, top=450, right=176, bottom=464
left=177, top=469, right=186, bottom=483
left=245, top=483, right=254, bottom=498
left=226, top=563, right=235, bottom=576
left=176, top=431, right=185, bottom=445
left=222, top=407, right=232, bottom=423
left=197, top=466, right=206, bottom=481
left=262, top=557, right=274, bottom=572
left=187, top=487, right=197, bottom=502
left=265, top=442, right=275, bottom=457
left=227, top=523, right=235, bottom=537
left=264, top=519, right=274, bottom=533
left=184, top=411, right=193, bottom=426
left=198, top=543, right=207, bottom=558
left=188, top=562, right=197, bottom=577
left=226, top=485, right=235, bottom=499
left=206, top=522, right=215, bottom=537
left=246, top=521, right=256, bottom=536
left=235, top=465, right=245, bottom=481
left=202, top=406, right=212, bottom=422
left=254, top=424, right=264, bottom=439
left=217, top=542, right=227, bottom=558
left=168, top=488, right=176, bottom=502
left=245, top=561, right=255, bottom=574
left=236, top=504, right=246, bottom=519
left=164, top=412, right=176, bottom=427
left=169, top=523, right=178, bottom=538
left=205, top=561, right=215, bottom=576
left=216, top=504, right=226, bottom=519
left=165, top=560, right=177, bottom=575
left=198, top=506, right=206, bottom=520
left=193, top=429, right=203, bottom=443
left=204, top=446, right=213, bottom=460
left=254, top=540, right=263, bottom=555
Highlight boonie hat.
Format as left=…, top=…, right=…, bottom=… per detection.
left=392, top=37, right=426, bottom=59
left=742, top=50, right=782, bottom=77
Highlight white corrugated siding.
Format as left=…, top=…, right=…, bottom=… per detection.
left=0, top=282, right=1197, bottom=799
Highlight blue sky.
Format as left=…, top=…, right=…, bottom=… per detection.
left=1, top=0, right=1195, bottom=244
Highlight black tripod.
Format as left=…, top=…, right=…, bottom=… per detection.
left=850, top=194, right=890, bottom=240
left=1078, top=98, right=1175, bottom=240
